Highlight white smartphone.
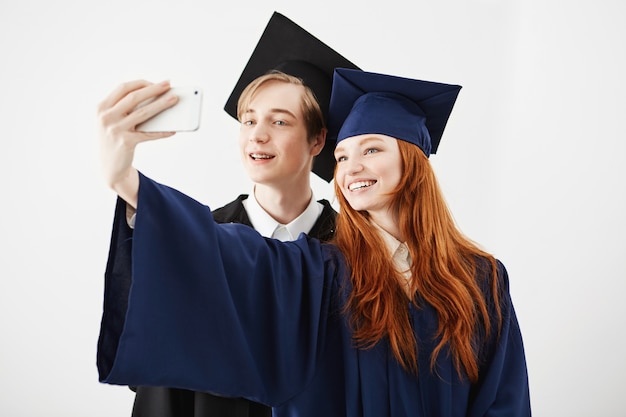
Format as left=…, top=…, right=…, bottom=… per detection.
left=136, top=87, right=203, bottom=132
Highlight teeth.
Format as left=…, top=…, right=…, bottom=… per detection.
left=251, top=153, right=274, bottom=160
left=349, top=181, right=375, bottom=191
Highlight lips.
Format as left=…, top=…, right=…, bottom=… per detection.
left=250, top=152, right=275, bottom=160
left=348, top=180, right=376, bottom=191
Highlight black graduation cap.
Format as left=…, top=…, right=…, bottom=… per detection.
left=327, top=68, right=462, bottom=157
left=224, top=11, right=360, bottom=182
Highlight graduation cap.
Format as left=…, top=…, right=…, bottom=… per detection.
left=327, top=68, right=462, bottom=157
left=224, top=11, right=360, bottom=182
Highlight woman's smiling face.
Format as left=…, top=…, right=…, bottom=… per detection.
left=334, top=134, right=402, bottom=217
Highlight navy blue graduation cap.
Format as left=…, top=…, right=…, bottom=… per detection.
left=224, top=12, right=360, bottom=182
left=327, top=68, right=462, bottom=157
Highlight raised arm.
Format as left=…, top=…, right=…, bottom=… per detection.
left=97, top=174, right=337, bottom=405
left=96, top=80, right=178, bottom=207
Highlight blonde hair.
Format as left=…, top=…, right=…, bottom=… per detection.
left=237, top=71, right=325, bottom=142
left=333, top=140, right=501, bottom=382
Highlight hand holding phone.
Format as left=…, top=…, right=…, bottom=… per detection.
left=136, top=87, right=203, bottom=132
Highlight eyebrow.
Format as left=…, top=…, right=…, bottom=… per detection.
left=243, top=108, right=297, bottom=119
left=334, top=136, right=385, bottom=155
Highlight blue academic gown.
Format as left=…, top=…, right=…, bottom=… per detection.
left=97, top=173, right=531, bottom=417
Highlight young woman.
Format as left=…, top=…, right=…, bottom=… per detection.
left=97, top=68, right=530, bottom=417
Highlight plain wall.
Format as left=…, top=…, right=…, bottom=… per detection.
left=1, top=0, right=624, bottom=415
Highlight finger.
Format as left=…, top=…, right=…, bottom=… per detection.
left=124, top=92, right=180, bottom=132
left=97, top=80, right=153, bottom=113
left=116, top=80, right=173, bottom=114
left=98, top=80, right=172, bottom=122
left=138, top=131, right=177, bottom=142
left=98, top=81, right=175, bottom=133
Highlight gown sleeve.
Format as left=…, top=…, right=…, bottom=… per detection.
left=97, top=173, right=337, bottom=407
left=468, top=260, right=531, bottom=417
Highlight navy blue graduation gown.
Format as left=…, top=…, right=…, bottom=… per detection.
left=97, top=173, right=531, bottom=417
left=131, top=194, right=337, bottom=417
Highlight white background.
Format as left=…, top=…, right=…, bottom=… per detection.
left=1, top=0, right=624, bottom=416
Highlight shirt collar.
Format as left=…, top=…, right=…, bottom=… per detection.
left=242, top=187, right=323, bottom=241
left=371, top=221, right=412, bottom=274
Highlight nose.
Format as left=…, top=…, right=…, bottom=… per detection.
left=341, top=156, right=364, bottom=176
left=249, top=122, right=270, bottom=143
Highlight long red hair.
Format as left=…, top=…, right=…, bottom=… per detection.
left=333, top=140, right=501, bottom=382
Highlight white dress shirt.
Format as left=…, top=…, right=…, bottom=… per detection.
left=371, top=221, right=413, bottom=292
left=128, top=190, right=323, bottom=242
left=242, top=188, right=323, bottom=241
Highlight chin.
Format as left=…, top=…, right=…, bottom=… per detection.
left=345, top=199, right=370, bottom=212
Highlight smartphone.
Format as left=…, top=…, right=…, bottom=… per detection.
left=136, top=87, right=203, bottom=132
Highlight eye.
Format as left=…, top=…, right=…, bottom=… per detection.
left=335, top=155, right=347, bottom=163
left=242, top=119, right=255, bottom=126
left=274, top=120, right=286, bottom=126
left=365, top=148, right=379, bottom=155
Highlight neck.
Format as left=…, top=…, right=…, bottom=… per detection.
left=253, top=182, right=313, bottom=225
left=368, top=210, right=403, bottom=242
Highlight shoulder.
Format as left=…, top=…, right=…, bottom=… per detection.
left=212, top=195, right=250, bottom=225
left=317, top=199, right=338, bottom=217
left=472, top=256, right=513, bottom=311
left=308, top=199, right=337, bottom=242
left=480, top=257, right=510, bottom=292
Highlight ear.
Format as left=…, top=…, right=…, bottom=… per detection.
left=310, top=128, right=327, bottom=157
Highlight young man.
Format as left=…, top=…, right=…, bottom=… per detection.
left=97, top=12, right=358, bottom=417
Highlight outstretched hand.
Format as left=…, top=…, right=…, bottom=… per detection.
left=97, top=80, right=178, bottom=208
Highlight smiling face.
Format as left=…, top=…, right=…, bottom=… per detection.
left=238, top=80, right=324, bottom=188
left=334, top=134, right=403, bottom=219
